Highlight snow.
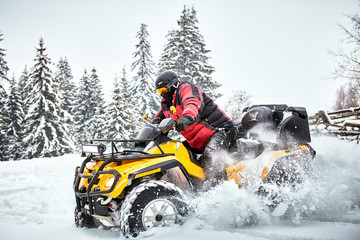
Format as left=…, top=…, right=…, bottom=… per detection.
left=0, top=136, right=360, bottom=240
left=343, top=120, right=360, bottom=128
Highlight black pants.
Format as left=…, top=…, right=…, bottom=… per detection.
left=202, top=127, right=236, bottom=185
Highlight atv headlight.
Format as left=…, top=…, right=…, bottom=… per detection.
left=82, top=144, right=106, bottom=155
left=105, top=177, right=115, bottom=189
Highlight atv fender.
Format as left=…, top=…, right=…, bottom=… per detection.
left=146, top=140, right=206, bottom=180
left=108, top=156, right=194, bottom=198
left=128, top=159, right=188, bottom=180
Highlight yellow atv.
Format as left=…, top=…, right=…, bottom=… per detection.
left=73, top=104, right=316, bottom=236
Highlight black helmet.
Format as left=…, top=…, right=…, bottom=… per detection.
left=155, top=70, right=180, bottom=90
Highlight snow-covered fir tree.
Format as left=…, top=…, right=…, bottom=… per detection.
left=74, top=70, right=91, bottom=132
left=82, top=106, right=105, bottom=141
left=6, top=76, right=25, bottom=160
left=56, top=57, right=77, bottom=117
left=0, top=32, right=9, bottom=83
left=158, top=29, right=178, bottom=72
left=18, top=66, right=30, bottom=116
left=104, top=67, right=137, bottom=144
left=74, top=70, right=91, bottom=144
left=0, top=32, right=9, bottom=161
left=120, top=67, right=139, bottom=139
left=75, top=68, right=106, bottom=144
left=0, top=85, right=9, bottom=161
left=158, top=6, right=220, bottom=99
left=23, top=38, right=73, bottom=158
left=130, top=23, right=160, bottom=120
left=85, top=68, right=106, bottom=139
left=55, top=57, right=77, bottom=143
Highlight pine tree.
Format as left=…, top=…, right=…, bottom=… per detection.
left=187, top=7, right=220, bottom=98
left=75, top=68, right=106, bottom=143
left=56, top=57, right=77, bottom=117
left=82, top=106, right=105, bottom=141
left=75, top=70, right=92, bottom=131
left=0, top=31, right=9, bottom=161
left=0, top=85, right=9, bottom=161
left=130, top=23, right=160, bottom=120
left=0, top=31, right=9, bottom=83
left=104, top=67, right=137, bottom=144
left=19, top=66, right=30, bottom=116
left=158, top=6, right=220, bottom=99
left=23, top=38, right=73, bottom=158
left=158, top=29, right=179, bottom=73
left=120, top=67, right=139, bottom=139
left=6, top=76, right=25, bottom=160
left=86, top=68, right=106, bottom=139
left=74, top=69, right=91, bottom=144
left=55, top=57, right=77, bottom=144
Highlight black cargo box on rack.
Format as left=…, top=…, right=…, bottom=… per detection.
left=238, top=104, right=311, bottom=148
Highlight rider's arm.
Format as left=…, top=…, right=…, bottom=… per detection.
left=179, top=83, right=202, bottom=123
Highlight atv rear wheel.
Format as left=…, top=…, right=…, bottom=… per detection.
left=119, top=180, right=187, bottom=237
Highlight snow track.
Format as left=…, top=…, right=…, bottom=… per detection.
left=0, top=136, right=359, bottom=240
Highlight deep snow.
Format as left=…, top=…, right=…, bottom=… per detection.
left=0, top=135, right=359, bottom=240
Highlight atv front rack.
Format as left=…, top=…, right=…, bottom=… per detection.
left=81, top=138, right=173, bottom=158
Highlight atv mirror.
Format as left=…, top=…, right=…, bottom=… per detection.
left=158, top=118, right=176, bottom=134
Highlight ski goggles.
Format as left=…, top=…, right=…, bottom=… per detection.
left=156, top=86, right=169, bottom=95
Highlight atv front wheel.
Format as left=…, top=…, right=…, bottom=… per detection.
left=74, top=207, right=96, bottom=228
left=119, top=180, right=187, bottom=237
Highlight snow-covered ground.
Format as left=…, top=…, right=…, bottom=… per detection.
left=0, top=135, right=359, bottom=240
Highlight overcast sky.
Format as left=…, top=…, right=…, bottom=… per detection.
left=0, top=0, right=359, bottom=114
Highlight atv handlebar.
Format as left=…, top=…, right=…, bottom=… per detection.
left=158, top=118, right=176, bottom=134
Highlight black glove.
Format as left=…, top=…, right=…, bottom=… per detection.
left=176, top=116, right=194, bottom=132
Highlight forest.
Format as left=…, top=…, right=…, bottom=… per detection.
left=0, top=6, right=359, bottom=161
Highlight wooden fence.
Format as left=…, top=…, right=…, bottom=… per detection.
left=309, top=107, right=360, bottom=143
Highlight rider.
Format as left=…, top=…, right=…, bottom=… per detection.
left=152, top=70, right=235, bottom=184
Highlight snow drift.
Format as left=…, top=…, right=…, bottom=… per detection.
left=0, top=135, right=359, bottom=240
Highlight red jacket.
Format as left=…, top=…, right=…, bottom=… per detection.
left=152, top=81, right=232, bottom=150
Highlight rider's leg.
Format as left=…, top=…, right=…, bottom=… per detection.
left=202, top=128, right=236, bottom=185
